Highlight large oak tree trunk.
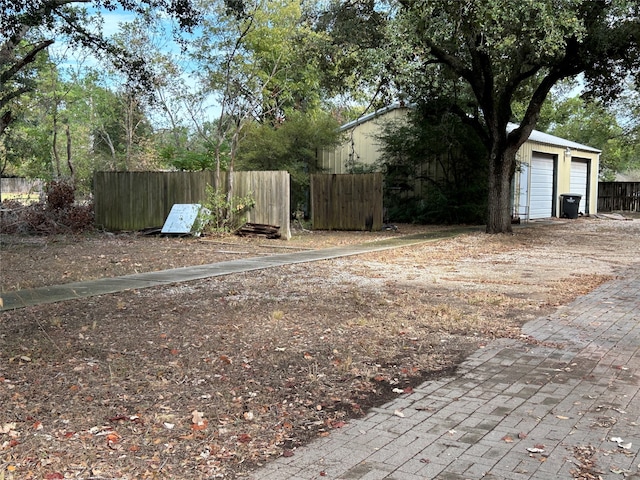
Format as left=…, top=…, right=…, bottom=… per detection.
left=486, top=145, right=518, bottom=234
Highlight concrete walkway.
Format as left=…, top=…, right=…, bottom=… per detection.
left=0, top=228, right=474, bottom=311
left=250, top=264, right=640, bottom=480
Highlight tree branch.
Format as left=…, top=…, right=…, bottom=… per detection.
left=0, top=38, right=54, bottom=86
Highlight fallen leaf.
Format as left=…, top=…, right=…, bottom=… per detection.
left=403, top=386, right=414, bottom=394
left=219, top=355, right=232, bottom=364
left=282, top=449, right=294, bottom=457
left=243, top=411, right=254, bottom=421
left=108, top=415, right=129, bottom=423
left=192, top=420, right=208, bottom=431
left=611, top=467, right=631, bottom=474
left=44, top=473, right=64, bottom=479
left=191, top=410, right=208, bottom=430
left=518, top=432, right=528, bottom=439
left=238, top=433, right=251, bottom=443
left=527, top=447, right=545, bottom=453
left=502, top=435, right=514, bottom=443
left=0, top=422, right=17, bottom=434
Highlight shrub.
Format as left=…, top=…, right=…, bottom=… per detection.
left=0, top=180, right=94, bottom=234
left=199, top=185, right=255, bottom=234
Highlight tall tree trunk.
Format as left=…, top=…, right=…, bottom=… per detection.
left=486, top=145, right=518, bottom=234
left=52, top=115, right=61, bottom=179
left=225, top=123, right=240, bottom=225
left=65, top=124, right=74, bottom=183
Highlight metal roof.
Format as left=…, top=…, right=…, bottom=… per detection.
left=338, top=102, right=407, bottom=132
left=507, top=123, right=601, bottom=153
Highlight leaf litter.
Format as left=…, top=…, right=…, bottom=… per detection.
left=2, top=218, right=640, bottom=478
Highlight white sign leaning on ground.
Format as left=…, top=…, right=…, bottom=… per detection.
left=161, top=204, right=205, bottom=235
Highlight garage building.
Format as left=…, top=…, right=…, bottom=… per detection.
left=319, top=103, right=601, bottom=221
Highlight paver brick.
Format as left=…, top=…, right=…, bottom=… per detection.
left=250, top=267, right=640, bottom=479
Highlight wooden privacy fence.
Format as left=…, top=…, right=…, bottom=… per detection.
left=93, top=171, right=290, bottom=238
left=311, top=173, right=383, bottom=231
left=598, top=182, right=640, bottom=212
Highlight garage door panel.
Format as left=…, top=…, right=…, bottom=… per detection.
left=570, top=160, right=588, bottom=214
left=529, top=154, right=555, bottom=219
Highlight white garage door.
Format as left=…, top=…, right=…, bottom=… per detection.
left=529, top=153, right=555, bottom=219
left=570, top=160, right=589, bottom=214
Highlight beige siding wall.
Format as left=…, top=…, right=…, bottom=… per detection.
left=514, top=141, right=600, bottom=217
left=319, top=108, right=409, bottom=174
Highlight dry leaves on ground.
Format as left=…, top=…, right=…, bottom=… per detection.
left=1, top=217, right=640, bottom=478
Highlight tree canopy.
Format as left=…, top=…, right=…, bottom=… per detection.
left=0, top=0, right=199, bottom=136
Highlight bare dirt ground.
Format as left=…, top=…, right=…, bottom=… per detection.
left=1, top=215, right=640, bottom=479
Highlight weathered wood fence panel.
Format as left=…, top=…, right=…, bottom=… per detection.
left=598, top=182, right=640, bottom=212
left=94, top=171, right=290, bottom=238
left=233, top=171, right=291, bottom=239
left=311, top=173, right=383, bottom=231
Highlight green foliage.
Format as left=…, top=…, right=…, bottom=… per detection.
left=547, top=97, right=622, bottom=180
left=1, top=0, right=200, bottom=138
left=2, top=61, right=159, bottom=195
left=378, top=106, right=488, bottom=225
left=311, top=0, right=391, bottom=102
left=236, top=110, right=341, bottom=211
left=200, top=184, right=256, bottom=233
left=159, top=145, right=215, bottom=171
left=194, top=0, right=330, bottom=122
left=534, top=92, right=640, bottom=180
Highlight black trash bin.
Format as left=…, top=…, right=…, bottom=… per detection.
left=560, top=193, right=582, bottom=219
